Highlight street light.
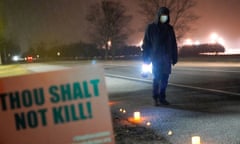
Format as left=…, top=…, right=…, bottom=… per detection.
left=209, top=32, right=225, bottom=46
left=107, top=40, right=111, bottom=48
left=183, top=38, right=193, bottom=45
left=210, top=32, right=218, bottom=43
left=107, top=40, right=112, bottom=59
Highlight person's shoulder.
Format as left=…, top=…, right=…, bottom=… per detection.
left=146, top=22, right=158, bottom=31
left=167, top=24, right=174, bottom=29
left=167, top=24, right=175, bottom=32
left=146, top=22, right=155, bottom=28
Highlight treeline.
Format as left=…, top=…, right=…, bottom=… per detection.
left=179, top=43, right=225, bottom=57
left=2, top=40, right=227, bottom=64
left=18, top=42, right=227, bottom=61
left=23, top=41, right=142, bottom=60
left=0, top=39, right=21, bottom=64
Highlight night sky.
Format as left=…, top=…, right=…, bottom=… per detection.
left=4, top=0, right=240, bottom=52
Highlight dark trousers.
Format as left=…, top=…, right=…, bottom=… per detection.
left=152, top=72, right=169, bottom=101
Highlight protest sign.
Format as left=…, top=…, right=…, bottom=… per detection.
left=0, top=65, right=115, bottom=144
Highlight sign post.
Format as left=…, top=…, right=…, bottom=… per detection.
left=0, top=65, right=115, bottom=144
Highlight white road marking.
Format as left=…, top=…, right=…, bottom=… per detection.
left=23, top=63, right=68, bottom=72
left=105, top=73, right=240, bottom=96
left=175, top=67, right=240, bottom=73
left=22, top=62, right=240, bottom=96
left=104, top=63, right=240, bottom=73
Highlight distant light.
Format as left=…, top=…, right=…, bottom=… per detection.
left=119, top=108, right=123, bottom=112
left=225, top=48, right=240, bottom=55
left=146, top=122, right=151, bottom=126
left=138, top=40, right=143, bottom=47
left=184, top=38, right=193, bottom=45
left=218, top=37, right=225, bottom=45
left=210, top=32, right=218, bottom=41
left=209, top=32, right=226, bottom=46
left=107, top=40, right=112, bottom=47
left=12, top=56, right=19, bottom=61
left=27, top=56, right=33, bottom=61
left=194, top=40, right=200, bottom=45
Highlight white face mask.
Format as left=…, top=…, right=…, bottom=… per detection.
left=160, top=15, right=168, bottom=23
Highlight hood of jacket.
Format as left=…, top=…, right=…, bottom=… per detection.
left=154, top=7, right=170, bottom=24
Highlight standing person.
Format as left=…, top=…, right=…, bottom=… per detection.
left=142, top=7, right=178, bottom=106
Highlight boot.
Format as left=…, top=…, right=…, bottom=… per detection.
left=153, top=96, right=160, bottom=106
left=159, top=99, right=170, bottom=105
left=159, top=92, right=170, bottom=105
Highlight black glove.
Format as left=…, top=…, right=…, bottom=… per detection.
left=143, top=57, right=151, bottom=65
left=172, top=60, right=177, bottom=66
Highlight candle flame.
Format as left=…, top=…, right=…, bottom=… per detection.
left=192, top=136, right=201, bottom=144
left=134, top=112, right=141, bottom=121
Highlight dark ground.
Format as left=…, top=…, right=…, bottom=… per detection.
left=112, top=109, right=171, bottom=144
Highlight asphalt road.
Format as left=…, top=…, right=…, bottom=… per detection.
left=1, top=60, right=240, bottom=144
left=104, top=61, right=240, bottom=144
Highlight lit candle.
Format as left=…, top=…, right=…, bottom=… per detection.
left=168, top=130, right=173, bottom=136
left=134, top=112, right=141, bottom=121
left=146, top=122, right=151, bottom=126
left=192, top=136, right=201, bottom=144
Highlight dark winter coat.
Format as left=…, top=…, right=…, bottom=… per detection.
left=142, top=7, right=178, bottom=74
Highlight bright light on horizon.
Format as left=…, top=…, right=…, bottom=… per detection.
left=138, top=31, right=240, bottom=54
left=138, top=40, right=143, bottom=47
left=183, top=38, right=193, bottom=45
left=182, top=32, right=228, bottom=47
left=224, top=48, right=240, bottom=55
left=209, top=32, right=225, bottom=46
left=210, top=32, right=218, bottom=42
left=194, top=40, right=200, bottom=45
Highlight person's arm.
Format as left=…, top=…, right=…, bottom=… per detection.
left=170, top=27, right=178, bottom=65
left=142, top=25, right=152, bottom=64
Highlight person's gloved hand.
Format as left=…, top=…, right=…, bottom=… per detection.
left=141, top=62, right=152, bottom=78
left=143, top=58, right=151, bottom=65
left=172, top=60, right=177, bottom=66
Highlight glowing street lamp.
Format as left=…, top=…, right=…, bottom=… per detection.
left=107, top=40, right=112, bottom=48
left=209, top=32, right=225, bottom=46
left=218, top=37, right=225, bottom=45
left=194, top=40, right=200, bottom=45
left=184, top=38, right=193, bottom=45
left=210, top=32, right=218, bottom=43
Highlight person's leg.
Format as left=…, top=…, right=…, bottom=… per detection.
left=153, top=77, right=160, bottom=100
left=159, top=74, right=170, bottom=105
left=152, top=64, right=160, bottom=106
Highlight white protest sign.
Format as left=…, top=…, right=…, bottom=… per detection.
left=0, top=65, right=115, bottom=144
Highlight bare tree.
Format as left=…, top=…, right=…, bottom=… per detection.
left=138, top=0, right=199, bottom=42
left=0, top=0, right=5, bottom=37
left=86, top=0, right=132, bottom=59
